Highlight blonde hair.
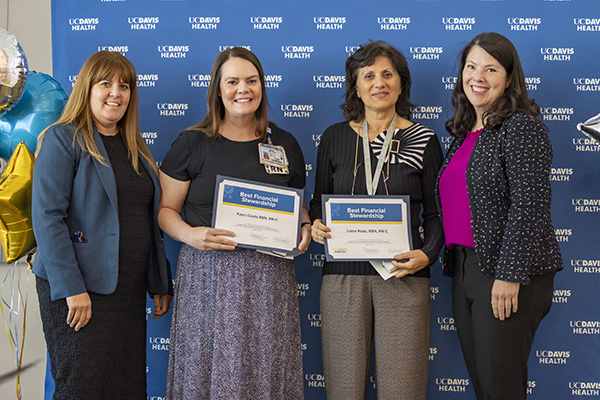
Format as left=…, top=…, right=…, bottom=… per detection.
left=37, top=51, right=158, bottom=175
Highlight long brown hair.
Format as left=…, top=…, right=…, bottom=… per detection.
left=37, top=51, right=157, bottom=174
left=189, top=47, right=270, bottom=139
left=446, top=32, right=540, bottom=138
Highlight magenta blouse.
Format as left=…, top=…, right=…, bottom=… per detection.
left=439, top=129, right=482, bottom=248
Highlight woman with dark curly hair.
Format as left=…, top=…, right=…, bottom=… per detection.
left=309, top=40, right=444, bottom=399
left=436, top=32, right=563, bottom=400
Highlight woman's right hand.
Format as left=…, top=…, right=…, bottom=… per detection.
left=186, top=226, right=237, bottom=251
left=311, top=219, right=331, bottom=245
left=66, top=292, right=92, bottom=332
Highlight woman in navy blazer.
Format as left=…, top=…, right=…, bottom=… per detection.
left=32, top=51, right=172, bottom=399
left=436, top=33, right=562, bottom=400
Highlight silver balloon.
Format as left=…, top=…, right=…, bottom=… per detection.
left=577, top=112, right=600, bottom=145
left=0, top=29, right=28, bottom=118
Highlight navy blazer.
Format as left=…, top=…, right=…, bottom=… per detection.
left=32, top=124, right=172, bottom=301
left=435, top=114, right=563, bottom=284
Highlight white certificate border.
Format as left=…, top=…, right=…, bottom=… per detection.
left=212, top=175, right=303, bottom=255
left=321, top=195, right=412, bottom=262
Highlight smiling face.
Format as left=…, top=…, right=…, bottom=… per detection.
left=89, top=73, right=130, bottom=135
left=218, top=57, right=262, bottom=122
left=462, top=45, right=511, bottom=122
left=355, top=55, right=401, bottom=116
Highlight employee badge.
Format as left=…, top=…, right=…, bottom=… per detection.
left=258, top=142, right=289, bottom=174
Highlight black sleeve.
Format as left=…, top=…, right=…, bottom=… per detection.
left=160, top=130, right=193, bottom=181
left=419, top=134, right=445, bottom=265
left=309, top=126, right=335, bottom=222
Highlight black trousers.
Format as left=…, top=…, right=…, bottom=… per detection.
left=452, top=245, right=556, bottom=400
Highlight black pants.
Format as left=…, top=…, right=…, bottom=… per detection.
left=452, top=245, right=555, bottom=400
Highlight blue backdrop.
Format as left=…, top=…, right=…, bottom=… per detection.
left=50, top=1, right=600, bottom=399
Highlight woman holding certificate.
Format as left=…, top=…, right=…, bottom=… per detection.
left=159, top=47, right=310, bottom=399
left=309, top=41, right=444, bottom=399
left=436, top=32, right=562, bottom=400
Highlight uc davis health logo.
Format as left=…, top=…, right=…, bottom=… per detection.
left=189, top=17, right=220, bottom=30
left=555, top=228, right=572, bottom=243
left=251, top=16, right=282, bottom=30
left=411, top=105, right=443, bottom=120
left=572, top=137, right=600, bottom=152
left=282, top=46, right=314, bottom=59
left=435, top=378, right=470, bottom=393
left=281, top=104, right=313, bottom=118
left=148, top=336, right=170, bottom=351
left=540, top=106, right=573, bottom=121
left=97, top=45, right=128, bottom=55
left=157, top=45, right=189, bottom=59
left=296, top=283, right=309, bottom=297
left=573, top=77, right=600, bottom=92
left=314, top=16, right=346, bottom=30
left=157, top=103, right=189, bottom=117
left=410, top=46, right=443, bottom=60
left=536, top=349, right=570, bottom=365
left=437, top=316, right=456, bottom=331
left=507, top=17, right=541, bottom=31
left=570, top=259, right=600, bottom=273
left=573, top=18, right=600, bottom=32
left=265, top=74, right=282, bottom=88
left=541, top=47, right=574, bottom=61
left=442, top=17, right=475, bottom=31
left=137, top=74, right=158, bottom=88
left=550, top=167, right=573, bottom=182
left=69, top=17, right=99, bottom=31
left=569, top=382, right=600, bottom=396
left=141, top=132, right=157, bottom=145
left=525, top=77, right=541, bottom=91
left=571, top=199, right=600, bottom=213
left=313, top=75, right=345, bottom=89
left=128, top=16, right=158, bottom=30
left=553, top=288, right=571, bottom=303
left=305, top=373, right=325, bottom=388
left=377, top=16, right=410, bottom=30
left=188, top=74, right=210, bottom=88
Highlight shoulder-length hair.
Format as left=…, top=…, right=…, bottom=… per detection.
left=342, top=40, right=414, bottom=122
left=38, top=51, right=157, bottom=174
left=446, top=32, right=540, bottom=138
left=190, top=47, right=270, bottom=139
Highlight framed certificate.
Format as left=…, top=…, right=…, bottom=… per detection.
left=212, top=175, right=303, bottom=256
left=322, top=195, right=412, bottom=261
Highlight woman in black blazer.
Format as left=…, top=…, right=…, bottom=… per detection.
left=436, top=32, right=563, bottom=400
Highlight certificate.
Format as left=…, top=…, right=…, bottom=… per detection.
left=322, top=195, right=412, bottom=261
left=212, top=175, right=303, bottom=256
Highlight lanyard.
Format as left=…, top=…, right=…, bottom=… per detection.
left=361, top=114, right=396, bottom=195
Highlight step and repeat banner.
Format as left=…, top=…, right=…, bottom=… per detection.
left=51, top=0, right=599, bottom=399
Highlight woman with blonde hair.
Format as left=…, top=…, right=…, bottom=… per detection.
left=32, top=50, right=172, bottom=399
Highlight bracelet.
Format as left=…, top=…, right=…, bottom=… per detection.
left=301, top=222, right=312, bottom=228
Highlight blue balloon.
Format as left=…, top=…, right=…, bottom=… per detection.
left=0, top=71, right=68, bottom=160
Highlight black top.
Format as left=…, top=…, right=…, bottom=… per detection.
left=161, top=124, right=306, bottom=228
left=100, top=133, right=154, bottom=288
left=309, top=121, right=444, bottom=277
left=436, top=113, right=563, bottom=283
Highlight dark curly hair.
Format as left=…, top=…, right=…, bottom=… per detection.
left=342, top=40, right=413, bottom=122
left=446, top=32, right=540, bottom=137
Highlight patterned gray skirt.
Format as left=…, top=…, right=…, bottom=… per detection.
left=166, top=245, right=304, bottom=400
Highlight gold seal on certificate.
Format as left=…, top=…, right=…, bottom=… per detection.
left=322, top=195, right=412, bottom=261
left=212, top=175, right=303, bottom=256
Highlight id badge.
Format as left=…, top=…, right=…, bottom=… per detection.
left=258, top=143, right=288, bottom=167
left=265, top=164, right=289, bottom=175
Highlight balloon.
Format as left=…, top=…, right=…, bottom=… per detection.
left=0, top=71, right=68, bottom=160
left=0, top=29, right=28, bottom=118
left=0, top=142, right=35, bottom=264
left=577, top=112, right=600, bottom=144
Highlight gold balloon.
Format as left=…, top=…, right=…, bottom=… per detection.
left=0, top=29, right=28, bottom=117
left=0, top=142, right=35, bottom=263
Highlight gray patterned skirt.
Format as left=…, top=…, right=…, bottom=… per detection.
left=166, top=245, right=304, bottom=400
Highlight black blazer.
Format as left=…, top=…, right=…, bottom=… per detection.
left=435, top=113, right=563, bottom=284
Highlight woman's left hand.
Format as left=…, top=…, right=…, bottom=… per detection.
left=491, top=280, right=520, bottom=321
left=152, top=294, right=172, bottom=319
left=391, top=250, right=430, bottom=279
left=297, top=223, right=312, bottom=255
